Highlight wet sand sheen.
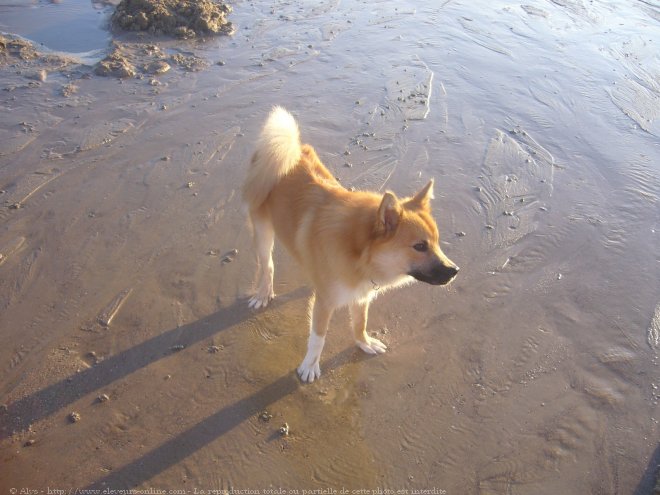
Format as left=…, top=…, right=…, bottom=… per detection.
left=1, top=0, right=659, bottom=493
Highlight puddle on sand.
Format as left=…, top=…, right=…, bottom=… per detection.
left=0, top=0, right=112, bottom=59
left=0, top=0, right=659, bottom=493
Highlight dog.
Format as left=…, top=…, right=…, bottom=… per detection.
left=242, top=107, right=459, bottom=382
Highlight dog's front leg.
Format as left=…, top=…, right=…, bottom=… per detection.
left=350, top=300, right=387, bottom=355
left=297, top=294, right=332, bottom=383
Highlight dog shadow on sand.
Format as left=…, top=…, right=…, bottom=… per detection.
left=1, top=286, right=371, bottom=488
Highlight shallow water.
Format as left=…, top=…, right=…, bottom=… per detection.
left=0, top=0, right=112, bottom=58
left=0, top=0, right=659, bottom=493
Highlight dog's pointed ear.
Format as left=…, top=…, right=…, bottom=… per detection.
left=377, top=192, right=402, bottom=234
left=408, top=179, right=434, bottom=209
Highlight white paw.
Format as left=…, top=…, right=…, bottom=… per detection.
left=356, top=335, right=387, bottom=355
left=248, top=288, right=275, bottom=309
left=297, top=360, right=321, bottom=383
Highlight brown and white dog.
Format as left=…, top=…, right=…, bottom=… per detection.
left=243, top=107, right=458, bottom=382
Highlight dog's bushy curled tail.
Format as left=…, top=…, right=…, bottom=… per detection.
left=242, top=106, right=302, bottom=211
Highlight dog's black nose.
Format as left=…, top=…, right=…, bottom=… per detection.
left=438, top=264, right=459, bottom=283
left=409, top=263, right=459, bottom=286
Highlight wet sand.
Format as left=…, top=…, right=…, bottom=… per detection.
left=1, top=0, right=659, bottom=493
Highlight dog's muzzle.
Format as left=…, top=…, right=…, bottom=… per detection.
left=409, top=263, right=459, bottom=286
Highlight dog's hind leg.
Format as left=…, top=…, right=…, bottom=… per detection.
left=350, top=300, right=387, bottom=355
left=248, top=212, right=275, bottom=309
left=297, top=294, right=332, bottom=382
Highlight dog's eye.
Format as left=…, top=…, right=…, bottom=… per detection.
left=413, top=241, right=428, bottom=252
